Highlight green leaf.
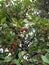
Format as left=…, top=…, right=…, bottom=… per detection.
left=1, top=17, right=6, bottom=23
left=4, top=56, right=12, bottom=62
left=12, top=59, right=20, bottom=65
left=18, top=51, right=26, bottom=59
left=41, top=55, right=49, bottom=64
left=46, top=49, right=49, bottom=53
left=23, top=0, right=31, bottom=6
left=45, top=53, right=49, bottom=60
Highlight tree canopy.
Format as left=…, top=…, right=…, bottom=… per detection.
left=0, top=0, right=49, bottom=65
left=35, top=0, right=49, bottom=18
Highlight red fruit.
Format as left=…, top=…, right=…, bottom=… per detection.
left=12, top=42, right=17, bottom=50
left=13, top=13, right=16, bottom=17
left=20, top=27, right=28, bottom=32
left=10, top=62, right=14, bottom=65
left=44, top=29, right=48, bottom=33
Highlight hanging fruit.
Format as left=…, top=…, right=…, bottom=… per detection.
left=10, top=62, right=14, bottom=65
left=44, top=29, right=48, bottom=33
left=12, top=42, right=17, bottom=50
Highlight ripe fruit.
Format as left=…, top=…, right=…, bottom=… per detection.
left=12, top=42, right=17, bottom=50
left=20, top=27, right=28, bottom=32
left=44, top=29, right=48, bottom=33
left=10, top=62, right=14, bottom=65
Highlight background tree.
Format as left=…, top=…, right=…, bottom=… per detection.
left=34, top=0, right=49, bottom=18
left=0, top=0, right=49, bottom=65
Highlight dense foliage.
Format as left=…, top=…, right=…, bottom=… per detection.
left=0, top=0, right=49, bottom=65
left=35, top=0, right=49, bottom=18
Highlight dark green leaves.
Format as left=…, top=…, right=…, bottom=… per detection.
left=41, top=53, right=49, bottom=64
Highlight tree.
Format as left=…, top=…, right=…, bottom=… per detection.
left=34, top=0, right=49, bottom=18
left=0, top=0, right=49, bottom=65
